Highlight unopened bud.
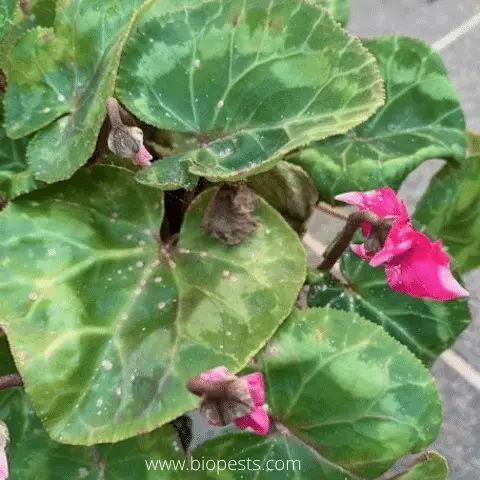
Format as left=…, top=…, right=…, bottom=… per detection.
left=106, top=98, right=153, bottom=166
left=0, top=421, right=9, bottom=480
left=187, top=370, right=254, bottom=427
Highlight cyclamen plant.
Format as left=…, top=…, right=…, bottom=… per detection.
left=0, top=0, right=475, bottom=478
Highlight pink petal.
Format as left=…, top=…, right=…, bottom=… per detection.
left=335, top=187, right=406, bottom=218
left=235, top=406, right=269, bottom=435
left=430, top=240, right=450, bottom=266
left=0, top=449, right=8, bottom=480
left=132, top=145, right=153, bottom=166
left=350, top=243, right=372, bottom=261
left=369, top=217, right=416, bottom=267
left=334, top=191, right=365, bottom=206
left=200, top=366, right=230, bottom=382
left=385, top=242, right=469, bottom=301
left=243, top=372, right=265, bottom=406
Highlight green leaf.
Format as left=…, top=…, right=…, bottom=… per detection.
left=0, top=106, right=44, bottom=200
left=289, top=36, right=465, bottom=204
left=467, top=130, right=480, bottom=155
left=193, top=432, right=357, bottom=479
left=257, top=307, right=442, bottom=478
left=393, top=452, right=448, bottom=480
left=307, top=248, right=471, bottom=365
left=0, top=0, right=16, bottom=42
left=136, top=154, right=199, bottom=190
left=0, top=0, right=56, bottom=75
left=0, top=373, right=187, bottom=479
left=413, top=156, right=480, bottom=273
left=4, top=0, right=150, bottom=183
left=248, top=161, right=318, bottom=234
left=30, top=0, right=57, bottom=28
left=0, top=164, right=306, bottom=445
left=315, top=0, right=350, bottom=25
left=117, top=0, right=383, bottom=185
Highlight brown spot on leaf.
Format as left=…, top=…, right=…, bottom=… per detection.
left=203, top=183, right=259, bottom=245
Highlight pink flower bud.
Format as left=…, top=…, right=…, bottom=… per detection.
left=0, top=422, right=9, bottom=480
left=107, top=126, right=152, bottom=167
left=106, top=97, right=152, bottom=167
left=188, top=366, right=269, bottom=435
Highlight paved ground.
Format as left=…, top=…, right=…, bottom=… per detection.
left=308, top=1, right=480, bottom=478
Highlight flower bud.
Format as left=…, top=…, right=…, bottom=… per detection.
left=187, top=366, right=269, bottom=435
left=106, top=97, right=153, bottom=166
left=0, top=421, right=9, bottom=480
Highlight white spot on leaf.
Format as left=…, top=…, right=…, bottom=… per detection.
left=102, top=360, right=113, bottom=371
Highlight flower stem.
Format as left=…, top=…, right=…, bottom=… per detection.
left=315, top=202, right=349, bottom=221
left=106, top=97, right=123, bottom=128
left=317, top=211, right=379, bottom=270
left=0, top=373, right=23, bottom=390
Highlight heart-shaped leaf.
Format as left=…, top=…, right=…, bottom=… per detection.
left=256, top=307, right=442, bottom=478
left=118, top=0, right=384, bottom=186
left=193, top=432, right=358, bottom=479
left=315, top=0, right=350, bottom=25
left=0, top=106, right=44, bottom=200
left=393, top=452, right=448, bottom=480
left=4, top=0, right=150, bottom=184
left=307, top=248, right=471, bottom=365
left=0, top=365, right=187, bottom=479
left=247, top=161, right=318, bottom=234
left=414, top=156, right=480, bottom=274
left=0, top=164, right=306, bottom=445
left=289, top=36, right=466, bottom=204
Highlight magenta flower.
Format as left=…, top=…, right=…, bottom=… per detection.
left=335, top=187, right=469, bottom=301
left=188, top=366, right=269, bottom=435
left=336, top=186, right=408, bottom=237
left=0, top=422, right=8, bottom=480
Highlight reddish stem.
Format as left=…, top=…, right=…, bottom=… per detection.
left=0, top=374, right=23, bottom=390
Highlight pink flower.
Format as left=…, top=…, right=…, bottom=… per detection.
left=0, top=422, right=8, bottom=480
left=336, top=187, right=408, bottom=237
left=0, top=449, right=7, bottom=480
left=196, top=366, right=269, bottom=435
left=336, top=187, right=468, bottom=301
